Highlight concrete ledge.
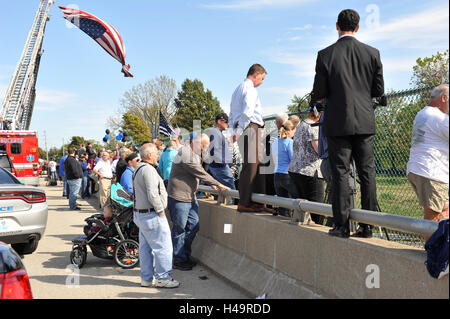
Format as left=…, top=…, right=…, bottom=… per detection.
left=192, top=199, right=449, bottom=299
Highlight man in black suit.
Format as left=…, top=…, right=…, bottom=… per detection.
left=311, top=9, right=384, bottom=238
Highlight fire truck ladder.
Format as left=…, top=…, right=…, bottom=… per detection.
left=1, top=0, right=53, bottom=130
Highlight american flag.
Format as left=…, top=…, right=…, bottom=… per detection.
left=59, top=6, right=133, bottom=77
left=159, top=111, right=174, bottom=137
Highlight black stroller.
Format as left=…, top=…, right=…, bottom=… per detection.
left=70, top=183, right=139, bottom=269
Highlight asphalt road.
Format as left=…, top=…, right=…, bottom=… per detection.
left=21, top=178, right=249, bottom=299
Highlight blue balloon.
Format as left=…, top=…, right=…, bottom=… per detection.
left=116, top=132, right=123, bottom=141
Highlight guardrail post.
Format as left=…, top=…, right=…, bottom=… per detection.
left=216, top=190, right=226, bottom=206
left=290, top=199, right=315, bottom=226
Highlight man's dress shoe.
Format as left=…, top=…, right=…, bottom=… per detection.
left=237, top=205, right=259, bottom=213
left=328, top=226, right=350, bottom=238
left=352, top=226, right=373, bottom=238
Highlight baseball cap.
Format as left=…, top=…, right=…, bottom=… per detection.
left=215, top=113, right=229, bottom=122
left=125, top=152, right=139, bottom=162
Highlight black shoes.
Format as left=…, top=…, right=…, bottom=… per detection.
left=187, top=257, right=197, bottom=267
left=173, top=261, right=193, bottom=271
left=352, top=226, right=373, bottom=238
left=328, top=225, right=373, bottom=238
left=328, top=226, right=350, bottom=238
left=173, top=257, right=197, bottom=271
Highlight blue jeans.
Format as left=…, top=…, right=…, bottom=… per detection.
left=133, top=211, right=173, bottom=281
left=168, top=197, right=199, bottom=263
left=67, top=178, right=81, bottom=210
left=208, top=165, right=236, bottom=204
left=81, top=176, right=89, bottom=198
left=274, top=173, right=298, bottom=216
left=62, top=176, right=69, bottom=197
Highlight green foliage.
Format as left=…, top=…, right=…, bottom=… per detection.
left=38, top=147, right=47, bottom=160
left=411, top=50, right=449, bottom=87
left=69, top=136, right=87, bottom=148
left=115, top=75, right=177, bottom=136
left=287, top=94, right=309, bottom=114
left=122, top=112, right=152, bottom=144
left=172, top=79, right=224, bottom=131
left=47, top=146, right=61, bottom=159
left=374, top=88, right=429, bottom=173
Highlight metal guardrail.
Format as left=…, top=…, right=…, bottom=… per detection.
left=197, top=185, right=439, bottom=238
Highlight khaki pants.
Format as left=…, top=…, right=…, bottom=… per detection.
left=407, top=172, right=449, bottom=213
left=98, top=178, right=112, bottom=209
left=237, top=123, right=266, bottom=206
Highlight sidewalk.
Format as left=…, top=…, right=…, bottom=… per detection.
left=21, top=178, right=249, bottom=299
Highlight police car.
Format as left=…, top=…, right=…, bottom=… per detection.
left=0, top=167, right=47, bottom=255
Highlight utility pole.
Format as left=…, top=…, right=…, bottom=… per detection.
left=44, top=130, right=48, bottom=162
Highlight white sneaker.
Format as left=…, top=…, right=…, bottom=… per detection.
left=141, top=279, right=152, bottom=287
left=152, top=278, right=180, bottom=288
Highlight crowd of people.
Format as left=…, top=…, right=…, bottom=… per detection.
left=45, top=8, right=448, bottom=289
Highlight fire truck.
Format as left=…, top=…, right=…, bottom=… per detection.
left=0, top=131, right=41, bottom=186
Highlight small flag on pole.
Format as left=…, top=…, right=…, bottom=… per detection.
left=159, top=111, right=174, bottom=137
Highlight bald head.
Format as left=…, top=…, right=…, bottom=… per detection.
left=190, top=133, right=210, bottom=155
left=430, top=84, right=449, bottom=114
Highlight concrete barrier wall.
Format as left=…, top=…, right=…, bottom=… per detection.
left=191, top=199, right=449, bottom=299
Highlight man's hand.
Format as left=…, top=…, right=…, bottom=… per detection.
left=217, top=184, right=231, bottom=191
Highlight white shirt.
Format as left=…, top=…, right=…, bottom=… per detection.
left=406, top=106, right=449, bottom=183
left=207, top=127, right=232, bottom=165
left=93, top=159, right=113, bottom=179
left=229, top=78, right=264, bottom=131
left=49, top=161, right=57, bottom=172
left=111, top=159, right=119, bottom=173
left=338, top=34, right=355, bottom=40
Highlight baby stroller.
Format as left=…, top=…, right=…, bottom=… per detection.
left=70, top=183, right=139, bottom=269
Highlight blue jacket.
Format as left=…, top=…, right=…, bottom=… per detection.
left=59, top=155, right=68, bottom=177
left=120, top=166, right=134, bottom=194
left=159, top=148, right=178, bottom=181
left=80, top=161, right=89, bottom=177
left=425, top=219, right=449, bottom=279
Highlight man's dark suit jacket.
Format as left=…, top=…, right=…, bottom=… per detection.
left=311, top=36, right=384, bottom=137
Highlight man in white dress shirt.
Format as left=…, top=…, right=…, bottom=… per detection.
left=229, top=64, right=271, bottom=212
left=93, top=151, right=114, bottom=209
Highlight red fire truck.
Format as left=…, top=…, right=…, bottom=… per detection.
left=0, top=131, right=41, bottom=186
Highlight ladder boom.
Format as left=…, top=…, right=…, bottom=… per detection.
left=1, top=0, right=53, bottom=130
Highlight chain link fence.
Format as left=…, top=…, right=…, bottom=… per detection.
left=264, top=85, right=436, bottom=248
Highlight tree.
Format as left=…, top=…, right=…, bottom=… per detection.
left=38, top=147, right=47, bottom=161
left=109, top=75, right=177, bottom=136
left=69, top=136, right=88, bottom=148
left=287, top=94, right=309, bottom=114
left=47, top=146, right=61, bottom=159
left=411, top=50, right=449, bottom=88
left=122, top=112, right=152, bottom=144
left=172, top=79, right=224, bottom=131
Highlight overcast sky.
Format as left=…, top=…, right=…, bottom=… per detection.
left=0, top=0, right=448, bottom=148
